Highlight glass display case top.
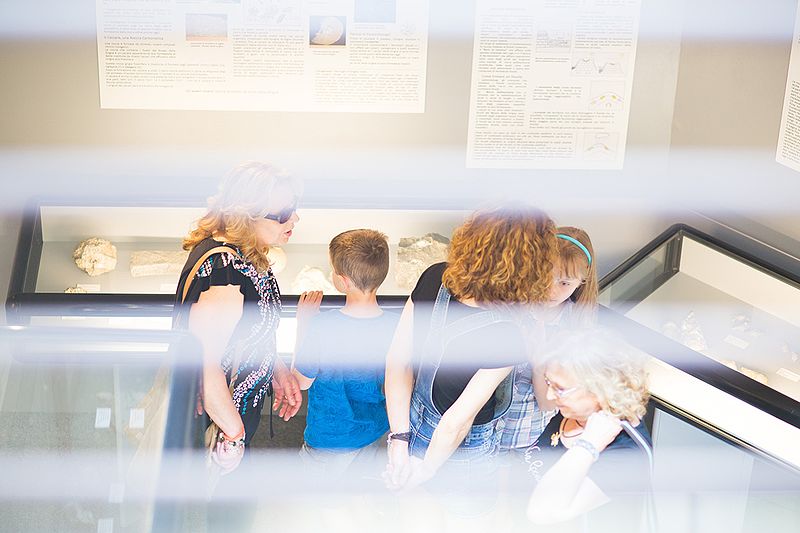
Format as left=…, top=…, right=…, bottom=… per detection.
left=32, top=205, right=466, bottom=298
left=600, top=227, right=800, bottom=404
left=0, top=326, right=198, bottom=532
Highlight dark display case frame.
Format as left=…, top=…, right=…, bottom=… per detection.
left=598, top=223, right=800, bottom=429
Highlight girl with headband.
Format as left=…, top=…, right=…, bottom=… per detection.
left=498, top=226, right=598, bottom=457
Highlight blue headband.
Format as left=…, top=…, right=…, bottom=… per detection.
left=556, top=234, right=592, bottom=265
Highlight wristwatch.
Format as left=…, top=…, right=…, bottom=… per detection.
left=572, top=438, right=599, bottom=462
left=387, top=431, right=411, bottom=445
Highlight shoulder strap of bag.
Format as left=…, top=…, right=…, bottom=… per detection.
left=181, top=245, right=249, bottom=391
left=181, top=245, right=240, bottom=304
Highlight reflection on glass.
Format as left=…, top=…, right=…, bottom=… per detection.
left=601, top=232, right=800, bottom=402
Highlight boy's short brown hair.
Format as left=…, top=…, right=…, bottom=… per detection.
left=329, top=229, right=390, bottom=292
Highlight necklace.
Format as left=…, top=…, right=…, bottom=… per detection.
left=553, top=417, right=585, bottom=446
left=561, top=418, right=585, bottom=437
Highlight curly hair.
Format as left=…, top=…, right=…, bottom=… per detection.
left=556, top=226, right=598, bottom=326
left=183, top=161, right=301, bottom=273
left=543, top=328, right=649, bottom=424
left=442, top=204, right=558, bottom=306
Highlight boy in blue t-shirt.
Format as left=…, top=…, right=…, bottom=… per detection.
left=292, top=229, right=399, bottom=479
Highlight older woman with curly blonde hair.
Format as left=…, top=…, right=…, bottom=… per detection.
left=383, top=205, right=559, bottom=515
left=525, top=328, right=651, bottom=525
left=175, top=161, right=304, bottom=474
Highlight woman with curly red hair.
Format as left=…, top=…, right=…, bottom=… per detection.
left=383, top=204, right=559, bottom=515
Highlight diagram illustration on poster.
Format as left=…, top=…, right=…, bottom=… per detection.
left=96, top=0, right=429, bottom=113
left=466, top=0, right=642, bottom=169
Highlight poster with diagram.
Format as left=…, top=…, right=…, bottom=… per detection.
left=466, top=0, right=642, bottom=169
left=777, top=1, right=800, bottom=172
left=96, top=0, right=429, bottom=112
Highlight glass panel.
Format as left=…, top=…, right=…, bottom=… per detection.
left=37, top=206, right=198, bottom=295
left=651, top=406, right=800, bottom=533
left=0, top=329, right=177, bottom=532
left=34, top=205, right=465, bottom=297
left=598, top=233, right=674, bottom=312
left=30, top=315, right=173, bottom=330
left=601, top=233, right=800, bottom=403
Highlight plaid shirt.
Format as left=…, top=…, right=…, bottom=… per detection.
left=498, top=363, right=555, bottom=451
left=499, top=303, right=577, bottom=451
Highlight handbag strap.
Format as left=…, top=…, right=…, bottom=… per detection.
left=181, top=245, right=239, bottom=304
left=181, top=244, right=248, bottom=391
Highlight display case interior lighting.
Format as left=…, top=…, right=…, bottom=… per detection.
left=276, top=318, right=297, bottom=356
left=30, top=316, right=174, bottom=330
left=40, top=206, right=205, bottom=242
left=679, top=237, right=800, bottom=328
left=58, top=341, right=171, bottom=353
left=32, top=204, right=467, bottom=296
left=647, top=356, right=800, bottom=470
left=38, top=206, right=468, bottom=245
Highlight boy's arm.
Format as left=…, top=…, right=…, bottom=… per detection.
left=291, top=291, right=323, bottom=392
left=294, top=291, right=323, bottom=350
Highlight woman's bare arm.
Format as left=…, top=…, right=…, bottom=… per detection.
left=527, top=412, right=623, bottom=523
left=403, top=366, right=513, bottom=489
left=188, top=284, right=244, bottom=438
left=384, top=298, right=415, bottom=488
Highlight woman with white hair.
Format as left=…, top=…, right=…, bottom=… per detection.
left=174, top=161, right=304, bottom=473
left=524, top=328, right=651, bottom=525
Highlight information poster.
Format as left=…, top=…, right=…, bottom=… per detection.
left=466, top=0, right=642, bottom=169
left=777, top=1, right=800, bottom=172
left=96, top=0, right=429, bottom=112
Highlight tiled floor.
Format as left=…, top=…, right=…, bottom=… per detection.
left=250, top=390, right=308, bottom=450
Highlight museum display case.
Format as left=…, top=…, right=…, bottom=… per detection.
left=595, top=224, right=800, bottom=531
left=0, top=325, right=199, bottom=532
left=598, top=224, right=800, bottom=472
left=6, top=198, right=468, bottom=348
left=599, top=224, right=800, bottom=415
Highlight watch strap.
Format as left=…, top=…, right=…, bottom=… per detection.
left=387, top=431, right=411, bottom=444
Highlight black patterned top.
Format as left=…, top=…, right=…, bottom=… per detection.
left=174, top=237, right=282, bottom=416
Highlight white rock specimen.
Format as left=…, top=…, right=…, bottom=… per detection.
left=64, top=285, right=88, bottom=294
left=396, top=233, right=450, bottom=290
left=663, top=313, right=709, bottom=352
left=267, top=247, right=287, bottom=275
left=680, top=311, right=708, bottom=352
left=130, top=250, right=189, bottom=278
left=291, top=266, right=336, bottom=294
left=739, top=366, right=768, bottom=385
left=661, top=321, right=680, bottom=341
left=782, top=343, right=799, bottom=363
left=74, top=238, right=117, bottom=277
left=731, top=314, right=750, bottom=331
left=731, top=313, right=762, bottom=338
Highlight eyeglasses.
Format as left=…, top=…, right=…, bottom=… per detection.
left=263, top=200, right=298, bottom=224
left=554, top=278, right=586, bottom=287
left=544, top=376, right=580, bottom=398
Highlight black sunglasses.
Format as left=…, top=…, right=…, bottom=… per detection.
left=262, top=200, right=298, bottom=224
